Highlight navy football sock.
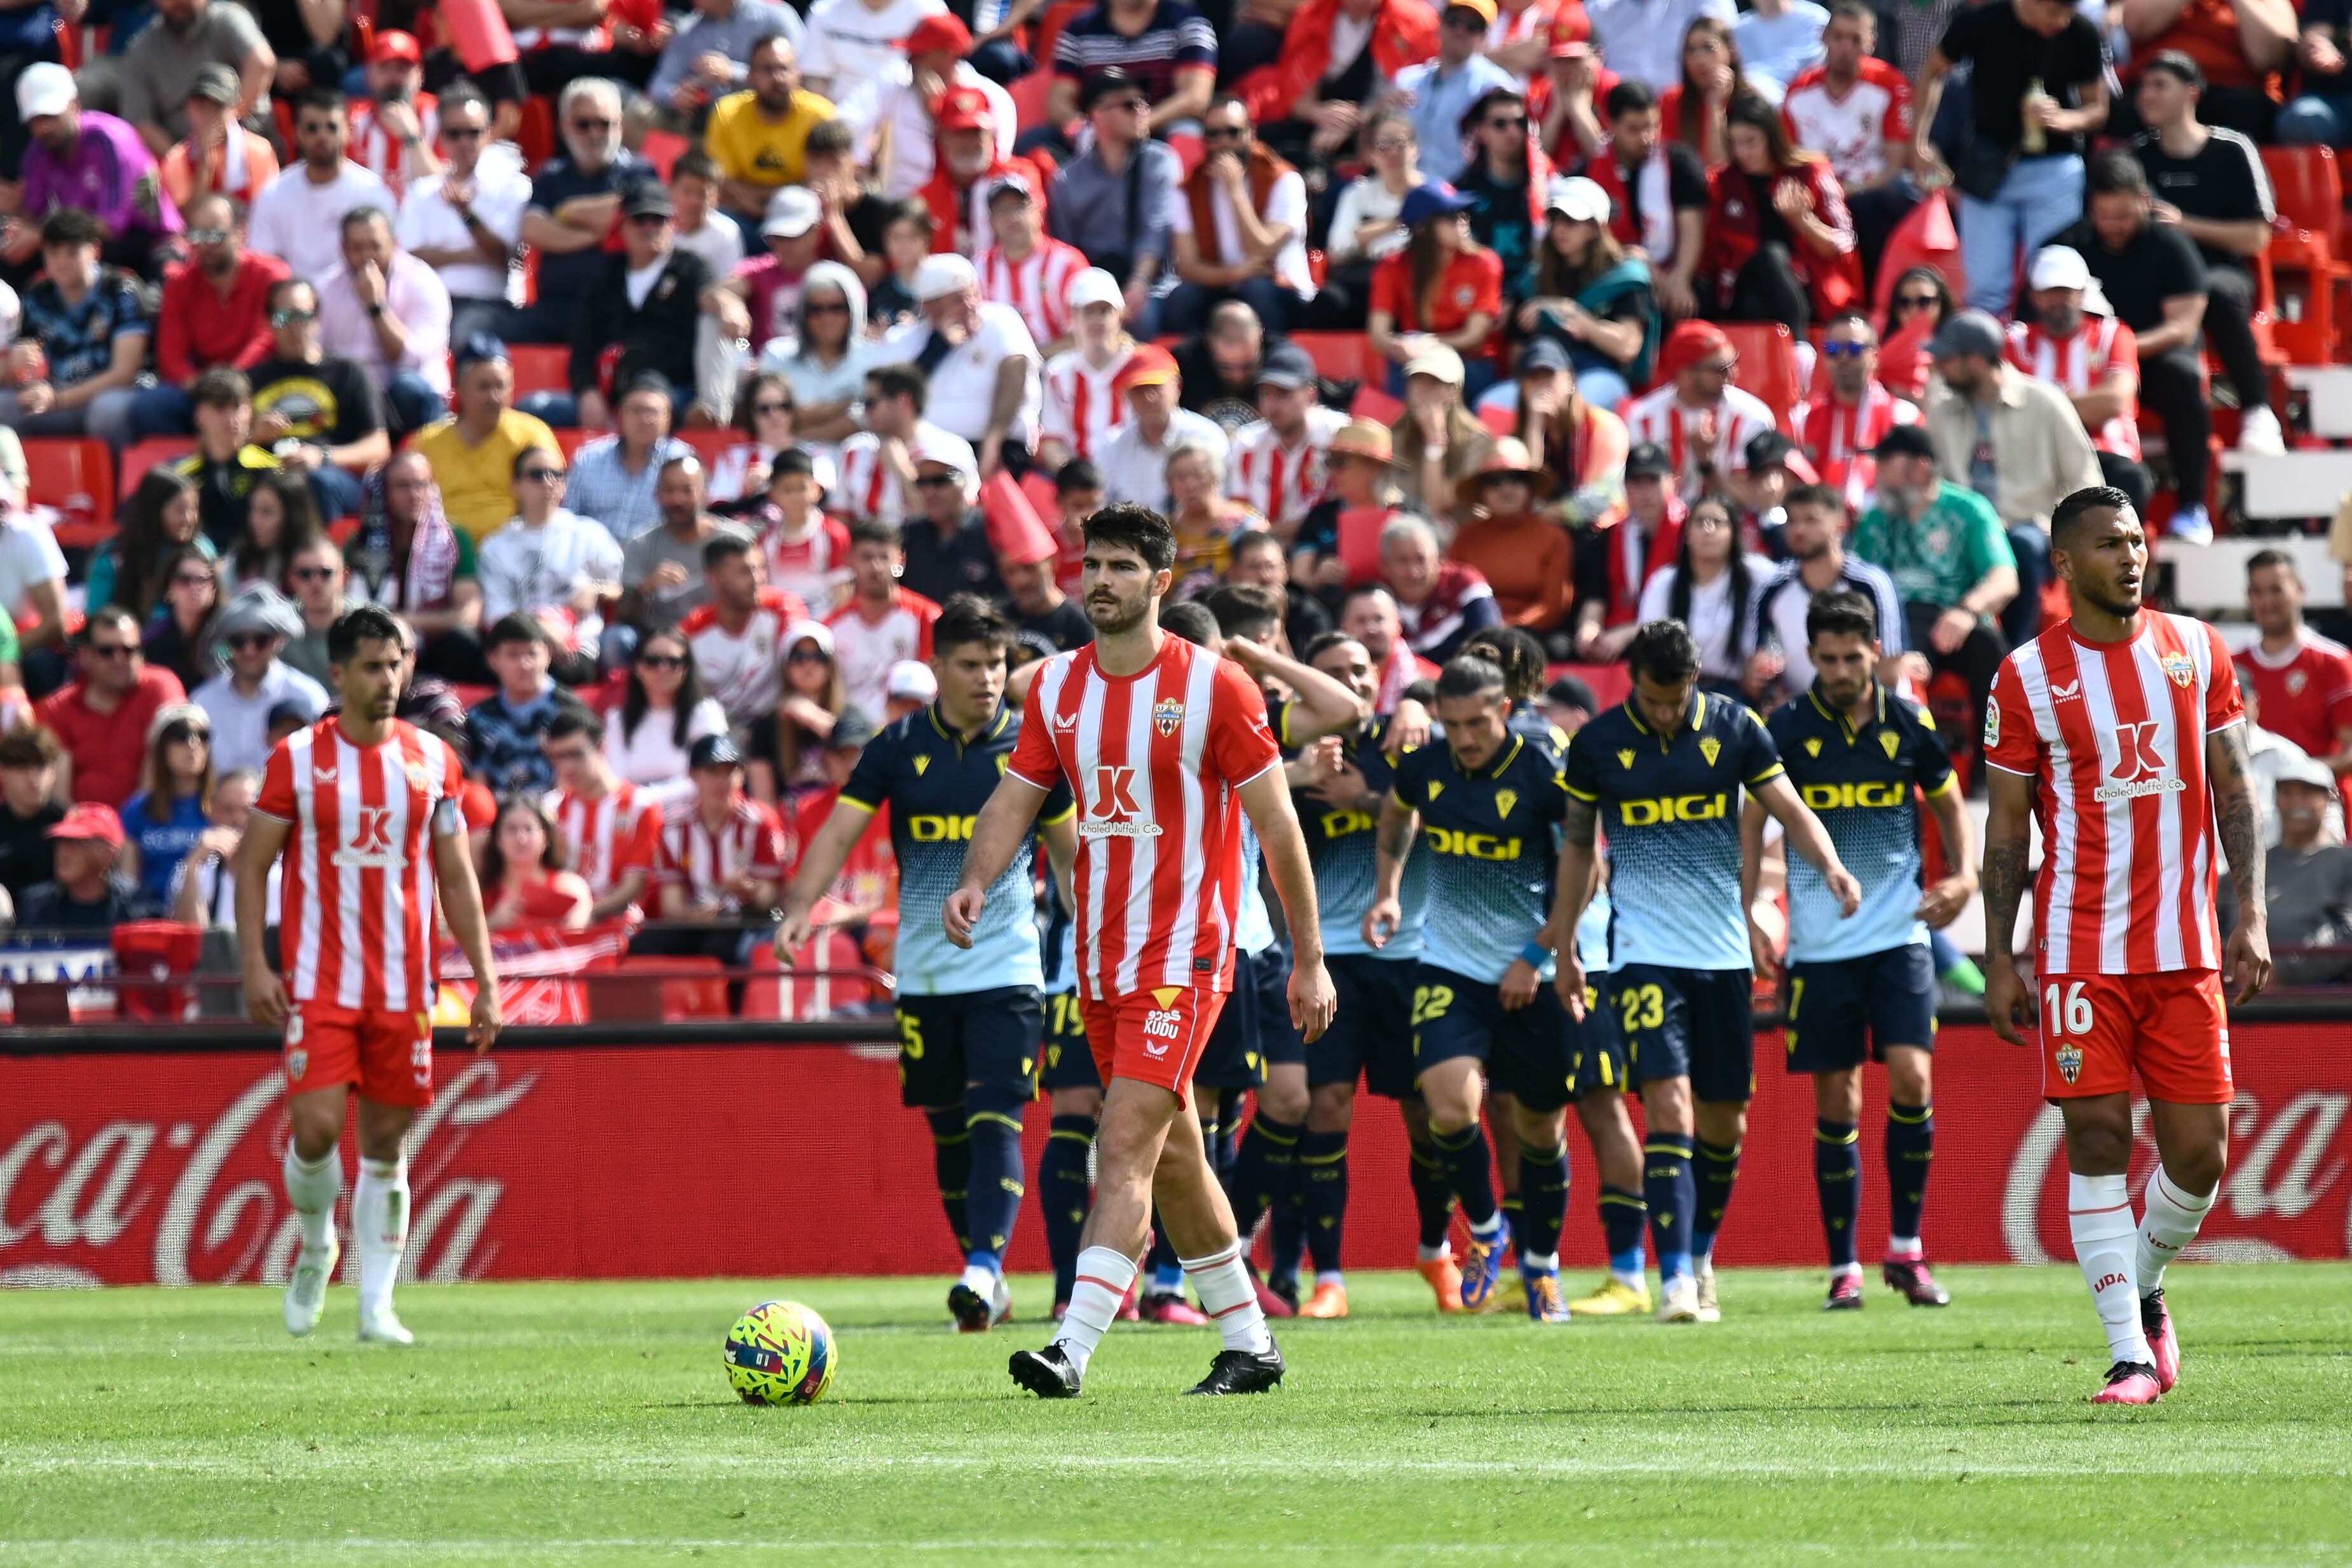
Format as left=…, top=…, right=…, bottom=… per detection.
left=1298, top=1129, right=1350, bottom=1276
left=1145, top=1207, right=1182, bottom=1292
left=1269, top=1157, right=1306, bottom=1287
left=1644, top=1133, right=1695, bottom=1282
left=1886, top=1102, right=1934, bottom=1246
left=1516, top=1142, right=1570, bottom=1264
left=1408, top=1136, right=1456, bottom=1250
left=1815, top=1118, right=1862, bottom=1270
left=1037, top=1114, right=1095, bottom=1303
left=922, top=1106, right=971, bottom=1255
left=1224, top=1112, right=1301, bottom=1243
left=1692, top=1138, right=1742, bottom=1260
left=1432, top=1124, right=1498, bottom=1228
left=961, top=1087, right=1027, bottom=1270
left=1599, top=1185, right=1648, bottom=1279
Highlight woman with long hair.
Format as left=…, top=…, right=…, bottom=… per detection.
left=142, top=545, right=226, bottom=690
left=1699, top=93, right=1861, bottom=340
left=1657, top=16, right=1746, bottom=169
left=1517, top=175, right=1658, bottom=405
left=479, top=795, right=593, bottom=931
left=222, top=471, right=325, bottom=598
left=1310, top=113, right=1425, bottom=330
left=1636, top=491, right=1777, bottom=693
left=755, top=260, right=871, bottom=446
left=1367, top=183, right=1505, bottom=400
left=88, top=467, right=209, bottom=620
left=118, top=702, right=215, bottom=913
left=605, top=629, right=730, bottom=795
left=746, top=622, right=867, bottom=807
left=1879, top=265, right=1957, bottom=402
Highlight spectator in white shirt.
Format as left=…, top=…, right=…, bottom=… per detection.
left=799, top=0, right=951, bottom=100
left=245, top=88, right=398, bottom=286
left=477, top=445, right=627, bottom=674
left=879, top=251, right=1041, bottom=480
left=1165, top=95, right=1316, bottom=336
left=191, top=589, right=330, bottom=775
left=606, top=627, right=732, bottom=794
left=1095, top=343, right=1229, bottom=508
left=314, top=207, right=453, bottom=438
left=396, top=86, right=530, bottom=350
left=0, top=463, right=72, bottom=685
left=667, top=151, right=748, bottom=282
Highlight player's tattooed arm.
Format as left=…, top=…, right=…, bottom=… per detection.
left=1978, top=765, right=2035, bottom=1044
left=2207, top=721, right=2274, bottom=1002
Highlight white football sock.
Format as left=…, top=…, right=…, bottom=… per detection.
left=1180, top=1242, right=1273, bottom=1354
left=352, top=1157, right=409, bottom=1319
left=959, top=1262, right=998, bottom=1297
left=2137, top=1169, right=2217, bottom=1295
left=1888, top=1234, right=1920, bottom=1258
left=1521, top=1251, right=1559, bottom=1274
left=2068, top=1172, right=2150, bottom=1367
left=1314, top=1270, right=1344, bottom=1288
left=1051, top=1245, right=1136, bottom=1376
left=282, top=1145, right=341, bottom=1253
left=1417, top=1243, right=1453, bottom=1263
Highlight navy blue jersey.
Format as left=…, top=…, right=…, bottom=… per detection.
left=1767, top=683, right=1955, bottom=962
left=1563, top=692, right=1784, bottom=971
left=1298, top=718, right=1427, bottom=961
left=1389, top=730, right=1568, bottom=984
left=839, top=704, right=1074, bottom=995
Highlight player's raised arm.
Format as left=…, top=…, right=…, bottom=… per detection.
left=1978, top=762, right=2037, bottom=1046
left=1364, top=789, right=1418, bottom=950
left=2206, top=720, right=2273, bottom=1004
left=775, top=798, right=879, bottom=958
left=1751, top=774, right=1862, bottom=917
left=237, top=808, right=294, bottom=1028
left=1225, top=634, right=1372, bottom=746
left=945, top=773, right=1054, bottom=948
left=1237, top=762, right=1337, bottom=1042
left=1549, top=791, right=1601, bottom=1018
left=432, top=807, right=503, bottom=1053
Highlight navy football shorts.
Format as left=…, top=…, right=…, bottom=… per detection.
left=1409, top=962, right=1573, bottom=1113
left=1610, top=964, right=1758, bottom=1105
left=1783, top=944, right=1938, bottom=1075
left=894, top=986, right=1043, bottom=1107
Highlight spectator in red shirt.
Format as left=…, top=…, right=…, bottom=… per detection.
left=2237, top=549, right=2352, bottom=799
left=1250, top=0, right=1440, bottom=168
left=2114, top=0, right=2294, bottom=140
left=34, top=605, right=189, bottom=809
left=132, top=194, right=289, bottom=440
left=1699, top=92, right=1859, bottom=342
left=1658, top=15, right=1744, bottom=170
left=1369, top=182, right=1505, bottom=400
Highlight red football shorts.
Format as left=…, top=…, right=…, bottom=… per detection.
left=2039, top=970, right=2231, bottom=1104
left=1080, top=986, right=1228, bottom=1103
left=284, top=1002, right=436, bottom=1108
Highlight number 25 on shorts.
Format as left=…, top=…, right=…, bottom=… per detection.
left=2043, top=981, right=2095, bottom=1036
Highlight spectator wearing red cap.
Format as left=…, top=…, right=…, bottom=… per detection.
left=648, top=0, right=810, bottom=128
left=1530, top=10, right=1618, bottom=164
left=36, top=605, right=188, bottom=809
left=915, top=86, right=1053, bottom=258
left=345, top=32, right=443, bottom=201
left=1621, top=318, right=1779, bottom=499
left=1166, top=95, right=1316, bottom=336
left=1097, top=343, right=1229, bottom=507
left=1489, top=0, right=1569, bottom=78
left=134, top=194, right=289, bottom=440
left=1698, top=92, right=1859, bottom=342
left=832, top=14, right=1018, bottom=200
left=707, top=35, right=837, bottom=239
left=18, top=803, right=138, bottom=932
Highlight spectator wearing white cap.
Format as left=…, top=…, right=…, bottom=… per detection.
left=1039, top=268, right=1138, bottom=470
left=896, top=430, right=1006, bottom=605
left=724, top=185, right=830, bottom=358
left=2006, top=245, right=2154, bottom=518
left=884, top=658, right=938, bottom=722
left=975, top=175, right=1091, bottom=357
left=8, top=63, right=186, bottom=280
left=191, top=587, right=329, bottom=775
left=881, top=252, right=1043, bottom=480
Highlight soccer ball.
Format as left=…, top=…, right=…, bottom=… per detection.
left=723, top=1300, right=837, bottom=1406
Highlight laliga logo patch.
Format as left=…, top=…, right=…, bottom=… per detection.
left=2055, top=1043, right=2083, bottom=1084
left=2163, top=651, right=2196, bottom=689
left=1983, top=699, right=2000, bottom=749
left=1154, top=698, right=1185, bottom=737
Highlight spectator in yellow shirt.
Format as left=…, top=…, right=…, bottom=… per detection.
left=410, top=337, right=562, bottom=543
left=706, top=34, right=834, bottom=242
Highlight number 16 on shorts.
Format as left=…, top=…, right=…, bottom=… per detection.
left=2037, top=971, right=2232, bottom=1103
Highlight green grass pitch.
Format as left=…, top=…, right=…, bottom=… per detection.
left=6, top=1265, right=2351, bottom=1567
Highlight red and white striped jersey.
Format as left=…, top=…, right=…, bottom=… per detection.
left=1799, top=381, right=1918, bottom=512
left=255, top=718, right=465, bottom=1012
left=1008, top=636, right=1282, bottom=1000
left=681, top=585, right=812, bottom=724
left=2006, top=317, right=2142, bottom=461
left=760, top=512, right=854, bottom=613
left=977, top=237, right=1089, bottom=348
left=1984, top=613, right=2245, bottom=975
left=1621, top=383, right=1778, bottom=497
left=834, top=419, right=964, bottom=526
left=2234, top=627, right=2352, bottom=765
left=1226, top=406, right=1349, bottom=528
left=826, top=587, right=941, bottom=716
left=1781, top=60, right=1912, bottom=192
left=655, top=794, right=793, bottom=913
left=547, top=780, right=664, bottom=911
left=1041, top=346, right=1133, bottom=460
left=346, top=95, right=441, bottom=201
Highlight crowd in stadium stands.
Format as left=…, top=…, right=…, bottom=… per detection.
left=0, top=0, right=2349, bottom=982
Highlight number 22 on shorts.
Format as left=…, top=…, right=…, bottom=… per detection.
left=2042, top=981, right=2095, bottom=1035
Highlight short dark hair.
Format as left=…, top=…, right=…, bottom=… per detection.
left=484, top=610, right=550, bottom=653
left=1625, top=619, right=1702, bottom=685
left=2050, top=484, right=2137, bottom=551
left=1228, top=528, right=1281, bottom=564
left=2143, top=48, right=2204, bottom=91
left=268, top=276, right=315, bottom=314
left=701, top=531, right=755, bottom=571
left=1201, top=582, right=1281, bottom=640
left=769, top=446, right=816, bottom=484
left=190, top=367, right=251, bottom=410
left=2088, top=149, right=2150, bottom=200
left=511, top=444, right=562, bottom=479
left=848, top=516, right=900, bottom=551
left=804, top=117, right=856, bottom=158
left=1805, top=588, right=1879, bottom=646
left=1782, top=482, right=1847, bottom=516
left=296, top=86, right=345, bottom=119
left=1159, top=600, right=1219, bottom=646
left=672, top=148, right=719, bottom=185
left=440, top=83, right=491, bottom=121
left=81, top=604, right=140, bottom=644
left=1828, top=0, right=1874, bottom=26
left=2245, top=547, right=2299, bottom=580
left=1081, top=66, right=1144, bottom=112
left=1083, top=502, right=1177, bottom=573
left=326, top=604, right=405, bottom=665
left=622, top=376, right=675, bottom=408
left=40, top=208, right=106, bottom=249
left=933, top=593, right=1015, bottom=660
left=1301, top=630, right=1362, bottom=665
left=885, top=197, right=935, bottom=233
left=0, top=725, right=64, bottom=770
left=1056, top=458, right=1104, bottom=496
left=341, top=205, right=392, bottom=238
left=545, top=706, right=606, bottom=746
left=1605, top=79, right=1657, bottom=120
left=866, top=362, right=929, bottom=415
left=1435, top=655, right=1507, bottom=704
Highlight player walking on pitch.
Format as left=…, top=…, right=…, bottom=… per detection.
left=1979, top=487, right=2270, bottom=1405
left=242, top=605, right=503, bottom=1346
left=948, top=503, right=1337, bottom=1398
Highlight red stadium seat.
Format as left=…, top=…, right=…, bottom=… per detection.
left=117, top=437, right=195, bottom=502
left=745, top=931, right=886, bottom=1019
left=509, top=344, right=570, bottom=397
left=641, top=128, right=690, bottom=181
left=1032, top=0, right=1090, bottom=69
left=1718, top=322, right=1802, bottom=430
left=517, top=95, right=557, bottom=174
left=613, top=954, right=731, bottom=1020
left=2259, top=146, right=2349, bottom=367
left=552, top=427, right=591, bottom=458
left=1009, top=68, right=1058, bottom=136
left=21, top=438, right=115, bottom=547
left=1292, top=331, right=1364, bottom=384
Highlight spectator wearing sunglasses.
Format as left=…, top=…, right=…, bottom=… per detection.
left=245, top=90, right=399, bottom=287
left=1165, top=95, right=1316, bottom=336
left=245, top=280, right=393, bottom=526
left=477, top=447, right=627, bottom=678
left=1454, top=85, right=1541, bottom=307
left=119, top=703, right=217, bottom=915
left=138, top=193, right=288, bottom=440
left=278, top=536, right=355, bottom=690
left=191, top=587, right=329, bottom=777
left=1798, top=310, right=1918, bottom=514
left=1877, top=264, right=1953, bottom=403
left=395, top=86, right=532, bottom=352
left=512, top=79, right=658, bottom=347
left=36, top=606, right=189, bottom=809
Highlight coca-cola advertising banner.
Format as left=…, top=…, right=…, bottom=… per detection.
left=3, top=1025, right=2345, bottom=1286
